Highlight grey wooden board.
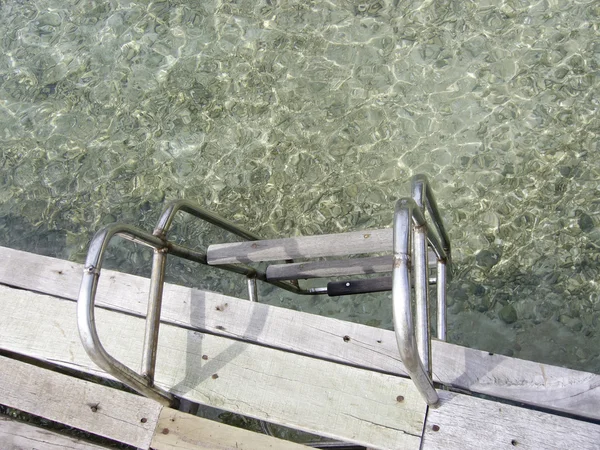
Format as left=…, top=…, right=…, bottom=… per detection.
left=266, top=252, right=437, bottom=281
left=207, top=228, right=393, bottom=264
left=0, top=356, right=310, bottom=450
left=0, top=247, right=599, bottom=422
left=0, top=355, right=162, bottom=449
left=266, top=255, right=391, bottom=280
left=151, top=408, right=310, bottom=450
left=0, top=285, right=426, bottom=450
left=0, top=415, right=110, bottom=450
left=421, top=390, right=600, bottom=450
left=431, top=344, right=600, bottom=423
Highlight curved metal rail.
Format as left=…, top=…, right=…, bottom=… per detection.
left=393, top=198, right=439, bottom=407
left=391, top=175, right=451, bottom=407
left=77, top=224, right=176, bottom=406
left=78, top=201, right=321, bottom=407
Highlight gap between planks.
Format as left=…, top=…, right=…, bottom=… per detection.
left=0, top=416, right=110, bottom=450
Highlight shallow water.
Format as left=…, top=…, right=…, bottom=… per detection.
left=0, top=0, right=599, bottom=374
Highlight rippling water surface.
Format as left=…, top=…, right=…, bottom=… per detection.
left=0, top=0, right=599, bottom=373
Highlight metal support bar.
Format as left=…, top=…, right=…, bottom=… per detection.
left=247, top=276, right=258, bottom=302
left=393, top=199, right=439, bottom=407
left=413, top=224, right=431, bottom=375
left=436, top=260, right=447, bottom=340
left=411, top=175, right=451, bottom=260
left=412, top=174, right=451, bottom=344
left=141, top=248, right=167, bottom=382
left=154, top=200, right=262, bottom=242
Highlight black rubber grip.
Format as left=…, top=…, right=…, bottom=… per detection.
left=327, top=277, right=392, bottom=296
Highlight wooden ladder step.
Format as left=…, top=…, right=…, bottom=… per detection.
left=266, top=252, right=438, bottom=281
left=207, top=228, right=393, bottom=265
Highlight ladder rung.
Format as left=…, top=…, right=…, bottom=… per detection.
left=266, top=252, right=438, bottom=281
left=207, top=228, right=393, bottom=265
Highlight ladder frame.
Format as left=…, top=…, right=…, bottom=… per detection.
left=77, top=175, right=450, bottom=407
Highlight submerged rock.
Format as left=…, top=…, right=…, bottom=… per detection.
left=578, top=213, right=594, bottom=232
left=476, top=249, right=501, bottom=269
left=499, top=304, right=518, bottom=324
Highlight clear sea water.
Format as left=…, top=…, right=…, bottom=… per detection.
left=0, top=0, right=599, bottom=377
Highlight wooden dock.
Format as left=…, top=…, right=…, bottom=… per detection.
left=0, top=246, right=599, bottom=449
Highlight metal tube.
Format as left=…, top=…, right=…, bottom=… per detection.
left=413, top=225, right=431, bottom=375
left=393, top=199, right=439, bottom=407
left=411, top=174, right=451, bottom=258
left=78, top=224, right=175, bottom=406
left=154, top=200, right=261, bottom=241
left=84, top=224, right=164, bottom=269
left=247, top=276, right=258, bottom=302
left=153, top=200, right=313, bottom=296
left=141, top=249, right=167, bottom=382
left=307, top=286, right=328, bottom=295
left=436, top=261, right=447, bottom=341
left=167, top=243, right=208, bottom=264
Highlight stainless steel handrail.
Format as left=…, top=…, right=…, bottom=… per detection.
left=393, top=198, right=440, bottom=407
left=78, top=202, right=322, bottom=407
left=78, top=175, right=449, bottom=409
left=412, top=175, right=450, bottom=341
left=77, top=224, right=176, bottom=406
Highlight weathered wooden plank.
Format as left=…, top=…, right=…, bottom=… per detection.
left=266, top=255, right=393, bottom=280
left=0, top=416, right=110, bottom=450
left=0, top=246, right=599, bottom=422
left=0, top=285, right=426, bottom=450
left=0, top=356, right=310, bottom=450
left=0, top=355, right=162, bottom=449
left=431, top=344, right=600, bottom=422
left=0, top=248, right=408, bottom=379
left=266, top=251, right=437, bottom=281
left=151, top=408, right=309, bottom=450
left=421, top=390, right=600, bottom=450
left=207, top=228, right=393, bottom=264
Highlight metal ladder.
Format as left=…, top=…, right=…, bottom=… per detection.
left=77, top=174, right=450, bottom=407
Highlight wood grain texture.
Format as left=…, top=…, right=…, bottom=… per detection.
left=0, top=285, right=425, bottom=450
left=0, top=355, right=162, bottom=449
left=266, top=251, right=437, bottom=281
left=0, top=416, right=110, bottom=450
left=421, top=390, right=600, bottom=450
left=207, top=228, right=393, bottom=264
left=0, top=247, right=599, bottom=422
left=0, top=355, right=312, bottom=450
left=151, top=408, right=310, bottom=450
left=266, top=255, right=394, bottom=280
left=431, top=344, right=600, bottom=422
